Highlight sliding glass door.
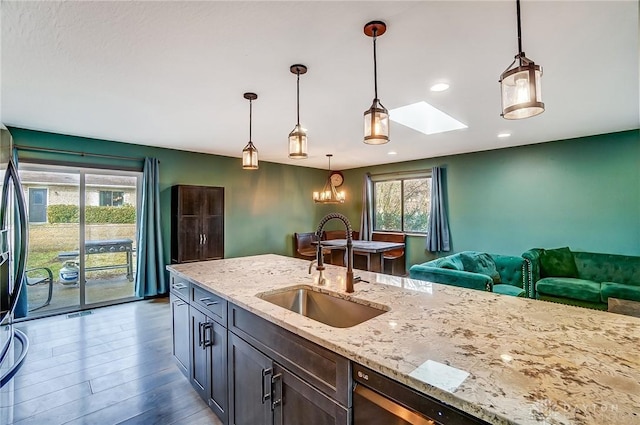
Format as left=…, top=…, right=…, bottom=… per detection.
left=19, top=164, right=142, bottom=317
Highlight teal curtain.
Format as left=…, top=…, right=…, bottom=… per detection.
left=359, top=173, right=373, bottom=241
left=135, top=158, right=167, bottom=297
left=426, top=166, right=451, bottom=252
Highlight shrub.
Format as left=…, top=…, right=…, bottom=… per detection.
left=48, top=204, right=79, bottom=223
left=48, top=204, right=136, bottom=224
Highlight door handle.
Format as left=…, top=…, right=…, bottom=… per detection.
left=199, top=297, right=219, bottom=307
left=271, top=372, right=283, bottom=415
left=261, top=367, right=273, bottom=404
left=203, top=323, right=214, bottom=347
left=199, top=234, right=203, bottom=245
left=198, top=322, right=204, bottom=348
left=203, top=234, right=207, bottom=244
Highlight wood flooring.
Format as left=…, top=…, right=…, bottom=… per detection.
left=2, top=298, right=222, bottom=425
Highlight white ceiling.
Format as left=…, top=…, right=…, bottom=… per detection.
left=1, top=1, right=638, bottom=171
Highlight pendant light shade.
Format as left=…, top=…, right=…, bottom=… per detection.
left=499, top=0, right=544, bottom=120
left=313, top=154, right=345, bottom=204
left=242, top=92, right=259, bottom=170
left=363, top=21, right=390, bottom=145
left=288, top=64, right=308, bottom=159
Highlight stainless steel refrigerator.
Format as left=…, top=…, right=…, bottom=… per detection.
left=0, top=128, right=28, bottom=392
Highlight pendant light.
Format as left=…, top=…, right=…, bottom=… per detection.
left=363, top=21, right=389, bottom=145
left=288, top=64, right=308, bottom=159
left=499, top=0, right=544, bottom=120
left=242, top=92, right=259, bottom=169
left=313, top=154, right=345, bottom=204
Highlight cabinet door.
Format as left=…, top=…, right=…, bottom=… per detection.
left=173, top=185, right=204, bottom=263
left=202, top=187, right=224, bottom=260
left=208, top=320, right=228, bottom=424
left=273, top=363, right=349, bottom=425
left=170, top=292, right=189, bottom=378
left=228, top=332, right=273, bottom=425
left=190, top=307, right=209, bottom=400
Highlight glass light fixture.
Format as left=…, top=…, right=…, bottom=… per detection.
left=313, top=154, right=345, bottom=204
left=288, top=64, right=308, bottom=159
left=242, top=92, right=259, bottom=169
left=363, top=20, right=390, bottom=145
left=499, top=0, right=544, bottom=120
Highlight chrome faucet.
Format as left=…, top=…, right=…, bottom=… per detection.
left=315, top=213, right=355, bottom=293
left=308, top=259, right=326, bottom=285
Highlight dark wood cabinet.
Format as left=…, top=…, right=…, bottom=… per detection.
left=170, top=291, right=189, bottom=378
left=274, top=363, right=349, bottom=425
left=190, top=302, right=228, bottom=424
left=228, top=332, right=273, bottom=425
left=228, top=304, right=351, bottom=425
left=171, top=185, right=224, bottom=263
left=169, top=272, right=351, bottom=425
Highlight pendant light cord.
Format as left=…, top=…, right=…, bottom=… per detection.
left=296, top=70, right=301, bottom=125
left=516, top=0, right=523, bottom=62
left=372, top=27, right=379, bottom=100
left=249, top=98, right=253, bottom=142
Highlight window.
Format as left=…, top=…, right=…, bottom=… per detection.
left=373, top=172, right=431, bottom=233
left=99, top=190, right=124, bottom=207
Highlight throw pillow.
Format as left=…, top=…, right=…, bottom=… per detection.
left=539, top=247, right=579, bottom=278
left=459, top=252, right=501, bottom=284
left=438, top=257, right=463, bottom=271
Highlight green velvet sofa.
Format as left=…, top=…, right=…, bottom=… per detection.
left=522, top=247, right=640, bottom=310
left=409, top=251, right=528, bottom=297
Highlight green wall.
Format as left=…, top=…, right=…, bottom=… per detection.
left=7, top=127, right=336, bottom=265
left=341, top=130, right=640, bottom=268
left=9, top=127, right=639, bottom=275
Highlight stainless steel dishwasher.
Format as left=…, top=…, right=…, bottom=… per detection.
left=353, top=364, right=489, bottom=425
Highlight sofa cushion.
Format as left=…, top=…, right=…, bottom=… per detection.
left=459, top=252, right=501, bottom=284
left=600, top=282, right=640, bottom=303
left=573, top=252, right=640, bottom=284
left=536, top=277, right=601, bottom=303
left=540, top=247, right=578, bottom=278
left=493, top=284, right=526, bottom=297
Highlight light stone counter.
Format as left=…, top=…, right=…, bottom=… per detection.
left=167, top=254, right=640, bottom=425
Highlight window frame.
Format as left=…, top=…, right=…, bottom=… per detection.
left=371, top=170, right=432, bottom=235
left=99, top=190, right=125, bottom=207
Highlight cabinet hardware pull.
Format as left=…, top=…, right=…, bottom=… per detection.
left=199, top=234, right=203, bottom=244
left=198, top=322, right=204, bottom=348
left=172, top=283, right=187, bottom=290
left=199, top=297, right=219, bottom=306
left=271, top=372, right=283, bottom=414
left=203, top=234, right=207, bottom=244
left=175, top=300, right=185, bottom=306
left=203, top=323, right=214, bottom=347
left=261, top=367, right=273, bottom=403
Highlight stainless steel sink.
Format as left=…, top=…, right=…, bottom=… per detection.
left=257, top=285, right=388, bottom=328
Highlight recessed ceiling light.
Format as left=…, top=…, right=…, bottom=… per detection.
left=430, top=83, right=450, bottom=92
left=387, top=151, right=397, bottom=155
left=497, top=132, right=511, bottom=138
left=389, top=101, right=467, bottom=135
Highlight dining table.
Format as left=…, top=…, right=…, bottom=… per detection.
left=318, top=238, right=405, bottom=273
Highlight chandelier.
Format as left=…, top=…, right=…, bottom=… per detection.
left=313, top=154, right=345, bottom=204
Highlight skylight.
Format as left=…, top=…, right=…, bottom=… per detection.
left=389, top=101, right=467, bottom=135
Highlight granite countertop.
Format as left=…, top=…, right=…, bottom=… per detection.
left=167, top=254, right=640, bottom=425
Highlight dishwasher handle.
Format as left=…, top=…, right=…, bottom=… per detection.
left=354, top=384, right=436, bottom=425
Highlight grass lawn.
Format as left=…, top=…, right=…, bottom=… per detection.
left=26, top=249, right=135, bottom=282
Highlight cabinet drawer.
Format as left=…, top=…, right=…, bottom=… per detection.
left=229, top=304, right=350, bottom=407
left=170, top=274, right=190, bottom=301
left=192, top=285, right=227, bottom=325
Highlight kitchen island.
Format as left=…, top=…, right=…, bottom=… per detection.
left=167, top=254, right=640, bottom=425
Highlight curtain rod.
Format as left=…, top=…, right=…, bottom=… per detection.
left=370, top=168, right=437, bottom=178
left=15, top=145, right=148, bottom=162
